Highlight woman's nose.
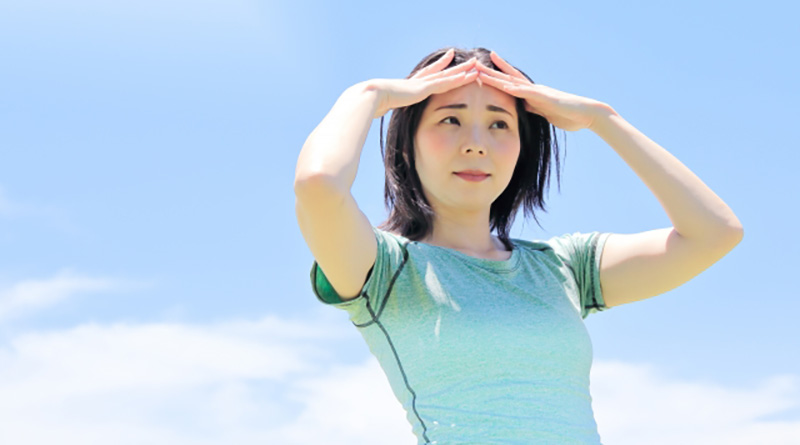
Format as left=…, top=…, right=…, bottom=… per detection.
left=462, top=146, right=485, bottom=155
left=462, top=126, right=487, bottom=155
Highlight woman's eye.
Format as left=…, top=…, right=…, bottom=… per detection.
left=442, top=116, right=460, bottom=125
left=441, top=117, right=509, bottom=129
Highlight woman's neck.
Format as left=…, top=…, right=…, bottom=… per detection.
left=421, top=215, right=510, bottom=258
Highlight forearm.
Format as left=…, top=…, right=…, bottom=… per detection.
left=294, top=81, right=381, bottom=194
left=589, top=105, right=743, bottom=242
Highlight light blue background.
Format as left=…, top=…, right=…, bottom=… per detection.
left=1, top=0, right=797, bottom=441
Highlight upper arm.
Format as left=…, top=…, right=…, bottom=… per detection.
left=599, top=227, right=743, bottom=308
left=294, top=177, right=377, bottom=301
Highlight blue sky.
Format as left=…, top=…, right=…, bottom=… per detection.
left=1, top=0, right=798, bottom=443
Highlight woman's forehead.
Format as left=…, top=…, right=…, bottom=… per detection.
left=428, top=83, right=516, bottom=114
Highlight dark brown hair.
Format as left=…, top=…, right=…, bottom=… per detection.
left=377, top=46, right=565, bottom=250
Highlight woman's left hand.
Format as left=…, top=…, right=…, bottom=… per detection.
left=475, top=51, right=610, bottom=132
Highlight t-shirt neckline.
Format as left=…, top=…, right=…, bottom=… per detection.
left=412, top=239, right=521, bottom=273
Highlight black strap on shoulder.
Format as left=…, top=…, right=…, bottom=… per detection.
left=352, top=241, right=409, bottom=328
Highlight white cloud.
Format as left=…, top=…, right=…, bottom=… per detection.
left=0, top=269, right=122, bottom=321
left=0, top=314, right=415, bottom=445
left=276, top=358, right=412, bottom=444
left=0, top=313, right=797, bottom=444
left=592, top=360, right=800, bottom=445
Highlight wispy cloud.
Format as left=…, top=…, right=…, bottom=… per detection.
left=592, top=361, right=800, bottom=444
left=0, top=313, right=797, bottom=444
left=0, top=314, right=411, bottom=445
left=0, top=270, right=122, bottom=321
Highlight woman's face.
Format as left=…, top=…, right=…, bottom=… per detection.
left=414, top=81, right=520, bottom=214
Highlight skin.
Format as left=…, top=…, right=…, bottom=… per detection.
left=413, top=80, right=520, bottom=259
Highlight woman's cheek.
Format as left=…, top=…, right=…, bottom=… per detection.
left=418, top=129, right=454, bottom=155
left=499, top=137, right=521, bottom=160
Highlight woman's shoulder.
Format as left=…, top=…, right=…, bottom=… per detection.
left=369, top=227, right=412, bottom=261
left=510, top=237, right=554, bottom=252
left=374, top=226, right=412, bottom=244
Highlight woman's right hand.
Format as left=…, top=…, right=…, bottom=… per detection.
left=368, top=49, right=479, bottom=119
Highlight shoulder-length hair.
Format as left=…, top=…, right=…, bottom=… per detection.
left=377, top=47, right=565, bottom=250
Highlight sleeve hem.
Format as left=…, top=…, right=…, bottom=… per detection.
left=310, top=261, right=367, bottom=307
left=591, top=232, right=612, bottom=312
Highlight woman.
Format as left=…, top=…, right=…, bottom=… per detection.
left=294, top=47, right=743, bottom=444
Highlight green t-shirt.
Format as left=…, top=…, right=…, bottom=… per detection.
left=310, top=227, right=612, bottom=444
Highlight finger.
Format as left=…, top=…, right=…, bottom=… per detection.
left=413, top=49, right=456, bottom=78
left=474, top=61, right=515, bottom=83
left=477, top=73, right=542, bottom=114
left=427, top=68, right=479, bottom=94
left=418, top=56, right=476, bottom=80
left=477, top=70, right=516, bottom=92
left=490, top=51, right=525, bottom=79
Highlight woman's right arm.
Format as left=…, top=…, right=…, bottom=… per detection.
left=294, top=51, right=478, bottom=300
left=294, top=82, right=382, bottom=300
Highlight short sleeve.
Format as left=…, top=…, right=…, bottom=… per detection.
left=548, top=231, right=612, bottom=319
left=309, top=227, right=408, bottom=322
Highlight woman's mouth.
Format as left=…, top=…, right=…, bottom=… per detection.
left=454, top=172, right=490, bottom=182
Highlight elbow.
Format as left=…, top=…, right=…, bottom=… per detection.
left=718, top=212, right=744, bottom=248
left=726, top=214, right=745, bottom=245
left=295, top=168, right=335, bottom=193
left=294, top=170, right=326, bottom=194
left=716, top=224, right=744, bottom=253
left=693, top=223, right=744, bottom=257
left=294, top=172, right=348, bottom=205
left=729, top=225, right=744, bottom=246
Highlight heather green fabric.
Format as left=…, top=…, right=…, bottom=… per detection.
left=310, top=227, right=612, bottom=444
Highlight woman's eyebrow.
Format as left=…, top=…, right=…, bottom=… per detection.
left=434, top=103, right=512, bottom=116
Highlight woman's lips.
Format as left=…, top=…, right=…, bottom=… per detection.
left=454, top=172, right=490, bottom=182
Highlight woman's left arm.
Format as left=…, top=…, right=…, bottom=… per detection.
left=588, top=105, right=743, bottom=308
left=475, top=52, right=743, bottom=309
